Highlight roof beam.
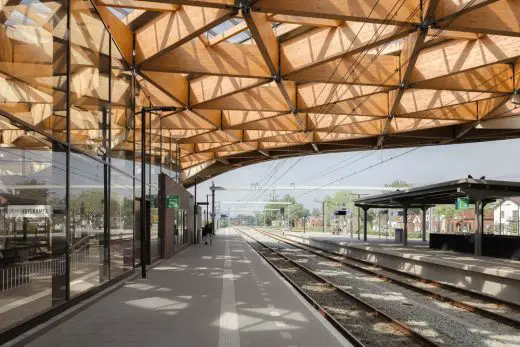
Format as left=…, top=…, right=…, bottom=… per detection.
left=435, top=0, right=501, bottom=23
left=297, top=83, right=385, bottom=109
left=91, top=0, right=133, bottom=64
left=252, top=0, right=420, bottom=25
left=411, top=63, right=513, bottom=93
left=141, top=39, right=272, bottom=77
left=436, top=0, right=520, bottom=36
left=411, top=35, right=520, bottom=84
left=280, top=22, right=414, bottom=76
left=444, top=96, right=510, bottom=141
left=189, top=76, right=269, bottom=106
left=286, top=54, right=399, bottom=86
left=193, top=84, right=290, bottom=111
left=380, top=0, right=440, bottom=146
left=144, top=0, right=235, bottom=9
left=244, top=10, right=278, bottom=75
left=267, top=14, right=342, bottom=27
left=301, top=92, right=389, bottom=116
left=140, top=70, right=189, bottom=106
left=97, top=0, right=180, bottom=11
left=135, top=6, right=236, bottom=64
left=395, top=89, right=501, bottom=115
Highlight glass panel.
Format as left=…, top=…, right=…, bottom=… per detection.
left=69, top=151, right=107, bottom=297
left=110, top=40, right=133, bottom=176
left=110, top=169, right=133, bottom=278
left=0, top=116, right=67, bottom=331
left=0, top=0, right=67, bottom=137
left=176, top=209, right=185, bottom=246
left=149, top=187, right=160, bottom=260
left=70, top=0, right=110, bottom=159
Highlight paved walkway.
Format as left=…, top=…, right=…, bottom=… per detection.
left=25, top=229, right=349, bottom=347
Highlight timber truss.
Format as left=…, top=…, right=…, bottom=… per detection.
left=2, top=0, right=520, bottom=186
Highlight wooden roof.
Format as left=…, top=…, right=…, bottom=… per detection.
left=2, top=0, right=520, bottom=186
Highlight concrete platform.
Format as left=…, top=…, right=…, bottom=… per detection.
left=283, top=231, right=520, bottom=306
left=22, top=229, right=350, bottom=347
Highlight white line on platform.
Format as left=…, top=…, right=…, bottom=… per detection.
left=218, top=229, right=241, bottom=347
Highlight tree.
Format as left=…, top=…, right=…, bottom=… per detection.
left=262, top=194, right=306, bottom=226
left=311, top=207, right=321, bottom=217
left=433, top=204, right=459, bottom=232
left=385, top=179, right=413, bottom=189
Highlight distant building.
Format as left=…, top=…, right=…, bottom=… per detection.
left=493, top=198, right=520, bottom=234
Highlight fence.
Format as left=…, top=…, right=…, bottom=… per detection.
left=0, top=245, right=100, bottom=293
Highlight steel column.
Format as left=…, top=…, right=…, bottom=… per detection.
left=403, top=207, right=408, bottom=246
left=206, top=195, right=209, bottom=226
left=475, top=200, right=484, bottom=256
left=322, top=201, right=325, bottom=233
left=140, top=108, right=147, bottom=279
left=422, top=206, right=427, bottom=242
left=363, top=208, right=368, bottom=241
left=194, top=177, right=197, bottom=244
left=212, top=183, right=216, bottom=235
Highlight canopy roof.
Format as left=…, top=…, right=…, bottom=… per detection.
left=2, top=0, right=520, bottom=186
left=354, top=178, right=520, bottom=208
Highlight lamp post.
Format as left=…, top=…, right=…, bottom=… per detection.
left=206, top=194, right=209, bottom=225
left=210, top=182, right=225, bottom=235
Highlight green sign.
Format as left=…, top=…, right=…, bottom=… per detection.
left=167, top=195, right=180, bottom=209
left=456, top=197, right=470, bottom=210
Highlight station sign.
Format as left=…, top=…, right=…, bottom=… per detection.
left=7, top=205, right=52, bottom=218
left=167, top=195, right=180, bottom=209
left=455, top=197, right=470, bottom=210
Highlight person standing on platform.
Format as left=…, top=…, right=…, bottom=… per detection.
left=202, top=222, right=213, bottom=245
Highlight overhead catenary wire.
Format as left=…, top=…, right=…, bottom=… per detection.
left=295, top=147, right=421, bottom=198
left=237, top=0, right=503, bottom=203
left=247, top=0, right=419, bottom=198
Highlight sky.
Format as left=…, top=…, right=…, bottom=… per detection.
left=188, top=139, right=520, bottom=215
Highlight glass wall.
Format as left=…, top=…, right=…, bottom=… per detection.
left=110, top=169, right=133, bottom=277
left=0, top=0, right=181, bottom=334
left=69, top=151, right=107, bottom=296
left=0, top=0, right=140, bottom=334
left=0, top=116, right=67, bottom=331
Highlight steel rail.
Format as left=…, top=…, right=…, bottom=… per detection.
left=236, top=227, right=441, bottom=347
left=256, top=228, right=520, bottom=329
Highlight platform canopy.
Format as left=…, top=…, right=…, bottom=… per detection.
left=354, top=178, right=520, bottom=209
left=2, top=0, right=520, bottom=186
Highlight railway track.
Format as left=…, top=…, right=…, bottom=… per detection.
left=236, top=227, right=440, bottom=347
left=237, top=227, right=520, bottom=347
left=255, top=227, right=520, bottom=329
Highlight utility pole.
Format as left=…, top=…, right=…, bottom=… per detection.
left=322, top=201, right=326, bottom=233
